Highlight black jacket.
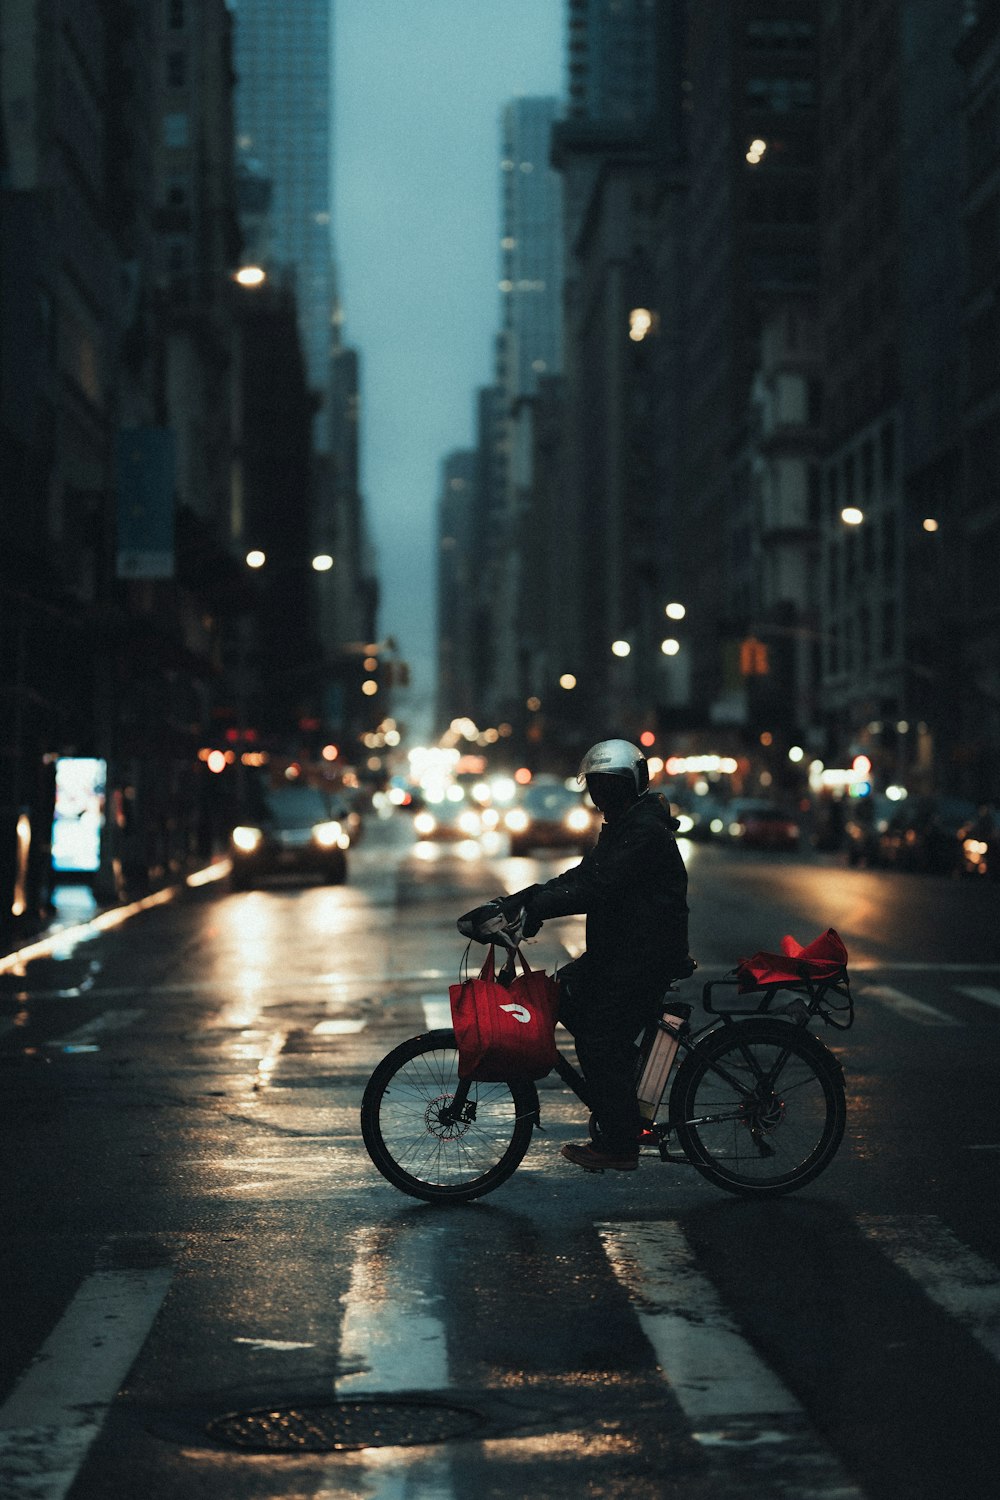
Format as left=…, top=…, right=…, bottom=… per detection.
left=512, top=792, right=690, bottom=987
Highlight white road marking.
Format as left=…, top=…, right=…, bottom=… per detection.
left=233, top=1337, right=316, bottom=1351
left=45, top=1008, right=146, bottom=1048
left=312, top=1018, right=367, bottom=1035
left=0, top=1266, right=172, bottom=1500
left=330, top=1225, right=455, bottom=1499
left=599, top=1222, right=865, bottom=1497
left=862, top=985, right=962, bottom=1026
left=421, top=997, right=454, bottom=1030
left=859, top=1215, right=1000, bottom=1363
left=954, top=985, right=1000, bottom=1013
left=336, top=1224, right=451, bottom=1394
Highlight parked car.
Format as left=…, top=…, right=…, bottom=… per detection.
left=502, top=778, right=598, bottom=857
left=958, top=806, right=1000, bottom=880
left=229, top=781, right=353, bottom=889
left=723, top=799, right=800, bottom=851
left=877, top=795, right=979, bottom=874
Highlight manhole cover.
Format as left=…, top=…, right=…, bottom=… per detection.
left=207, top=1397, right=485, bottom=1452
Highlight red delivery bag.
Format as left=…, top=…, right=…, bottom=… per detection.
left=736, top=927, right=849, bottom=992
left=449, top=946, right=560, bottom=1081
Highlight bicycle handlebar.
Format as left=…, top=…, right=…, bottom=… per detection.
left=456, top=901, right=525, bottom=950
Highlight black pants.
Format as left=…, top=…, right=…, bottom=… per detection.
left=557, top=955, right=662, bottom=1154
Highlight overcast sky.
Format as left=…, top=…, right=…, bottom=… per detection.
left=333, top=0, right=564, bottom=735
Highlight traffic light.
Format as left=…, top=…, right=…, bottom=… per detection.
left=739, top=637, right=770, bottom=676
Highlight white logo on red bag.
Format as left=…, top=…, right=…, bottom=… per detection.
left=500, top=1003, right=532, bottom=1024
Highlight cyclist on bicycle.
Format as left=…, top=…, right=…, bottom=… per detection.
left=495, top=739, right=692, bottom=1173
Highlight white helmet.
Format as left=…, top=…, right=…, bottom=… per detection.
left=576, top=739, right=649, bottom=795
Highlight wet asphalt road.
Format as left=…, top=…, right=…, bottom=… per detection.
left=1, top=815, right=1000, bottom=1499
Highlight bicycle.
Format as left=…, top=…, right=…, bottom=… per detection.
left=361, top=912, right=853, bottom=1205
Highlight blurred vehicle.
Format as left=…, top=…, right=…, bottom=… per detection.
left=671, top=794, right=727, bottom=841
left=723, top=798, right=800, bottom=851
left=958, top=806, right=1000, bottom=880
left=412, top=799, right=483, bottom=842
left=502, top=779, right=598, bottom=856
left=843, top=794, right=895, bottom=867
left=230, top=781, right=353, bottom=889
left=878, top=794, right=979, bottom=874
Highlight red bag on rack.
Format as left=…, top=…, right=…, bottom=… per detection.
left=449, top=946, right=560, bottom=1081
left=736, top=928, right=849, bottom=992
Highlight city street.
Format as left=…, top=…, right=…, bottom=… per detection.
left=2, top=816, right=1000, bottom=1500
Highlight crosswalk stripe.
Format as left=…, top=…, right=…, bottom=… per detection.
left=331, top=1224, right=455, bottom=1498
left=0, top=1267, right=172, bottom=1500
left=45, top=1008, right=146, bottom=1048
left=421, top=996, right=453, bottom=1030
left=599, top=1222, right=866, bottom=1497
left=954, top=985, right=1000, bottom=1013
left=862, top=984, right=962, bottom=1026
left=858, top=1215, right=1000, bottom=1363
left=312, top=1018, right=367, bottom=1034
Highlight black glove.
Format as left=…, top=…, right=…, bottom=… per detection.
left=522, top=906, right=543, bottom=939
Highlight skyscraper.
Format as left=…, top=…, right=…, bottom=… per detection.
left=499, top=97, right=564, bottom=401
left=231, top=0, right=337, bottom=422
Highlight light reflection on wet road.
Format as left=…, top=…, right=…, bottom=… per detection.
left=2, top=815, right=1000, bottom=1499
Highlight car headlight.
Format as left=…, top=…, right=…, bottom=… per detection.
left=312, top=820, right=343, bottom=849
left=565, top=808, right=590, bottom=832
left=458, top=810, right=481, bottom=835
left=414, top=812, right=437, bottom=836
left=675, top=813, right=695, bottom=834
left=505, top=809, right=529, bottom=833
left=232, top=825, right=263, bottom=854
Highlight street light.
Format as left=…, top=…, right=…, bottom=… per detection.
left=246, top=549, right=266, bottom=568
left=665, top=602, right=686, bottom=620
left=661, top=638, right=680, bottom=656
left=234, top=265, right=267, bottom=287
left=611, top=640, right=631, bottom=658
left=841, top=507, right=864, bottom=526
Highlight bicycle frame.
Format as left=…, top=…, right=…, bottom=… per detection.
left=439, top=966, right=853, bottom=1154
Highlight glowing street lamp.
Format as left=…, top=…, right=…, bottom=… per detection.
left=611, top=640, right=631, bottom=658
left=841, top=507, right=864, bottom=526
left=234, top=265, right=267, bottom=287
left=311, top=554, right=334, bottom=571
left=246, top=549, right=266, bottom=568
left=665, top=602, right=686, bottom=620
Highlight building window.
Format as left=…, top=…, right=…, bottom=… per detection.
left=164, top=112, right=189, bottom=149
left=881, top=599, right=896, bottom=658
left=861, top=439, right=874, bottom=503
left=167, top=51, right=186, bottom=89
left=746, top=77, right=816, bottom=113
left=880, top=420, right=895, bottom=488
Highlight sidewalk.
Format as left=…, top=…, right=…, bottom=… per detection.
left=0, top=860, right=231, bottom=974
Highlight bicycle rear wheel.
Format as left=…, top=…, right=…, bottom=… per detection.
left=360, top=1028, right=536, bottom=1203
left=669, top=1019, right=846, bottom=1197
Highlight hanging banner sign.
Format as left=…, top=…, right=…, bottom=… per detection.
left=116, top=427, right=176, bottom=579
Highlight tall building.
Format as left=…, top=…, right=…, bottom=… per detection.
left=817, top=1, right=970, bottom=790
left=231, top=0, right=337, bottom=422
left=956, top=0, right=1000, bottom=801
left=550, top=0, right=667, bottom=744
left=499, top=97, right=564, bottom=401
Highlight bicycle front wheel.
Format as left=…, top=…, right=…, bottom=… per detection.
left=360, top=1029, right=536, bottom=1203
left=669, top=1019, right=846, bottom=1197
